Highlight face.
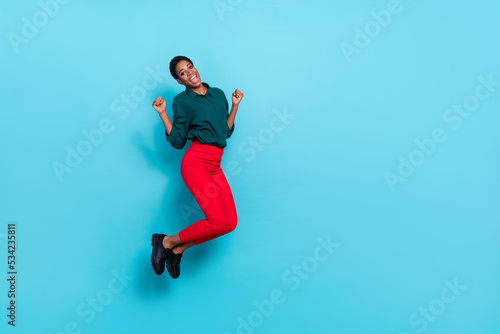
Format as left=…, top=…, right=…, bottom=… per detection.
left=175, top=60, right=202, bottom=88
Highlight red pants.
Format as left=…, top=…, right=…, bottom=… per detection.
left=178, top=141, right=238, bottom=245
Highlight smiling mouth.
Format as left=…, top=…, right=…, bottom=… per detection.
left=189, top=75, right=199, bottom=83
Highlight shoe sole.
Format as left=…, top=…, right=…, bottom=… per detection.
left=151, top=234, right=164, bottom=275
left=167, top=252, right=181, bottom=279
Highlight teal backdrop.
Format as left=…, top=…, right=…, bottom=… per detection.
left=1, top=0, right=500, bottom=333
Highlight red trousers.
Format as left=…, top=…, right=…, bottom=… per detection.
left=178, top=141, right=238, bottom=245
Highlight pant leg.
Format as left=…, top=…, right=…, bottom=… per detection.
left=189, top=167, right=237, bottom=244
left=178, top=144, right=237, bottom=245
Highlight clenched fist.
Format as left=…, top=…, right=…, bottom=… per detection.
left=232, top=89, right=244, bottom=105
left=152, top=96, right=166, bottom=114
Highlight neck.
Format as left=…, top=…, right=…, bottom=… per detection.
left=190, top=84, right=206, bottom=95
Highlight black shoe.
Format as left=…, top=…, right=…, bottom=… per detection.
left=167, top=251, right=183, bottom=279
left=151, top=234, right=171, bottom=275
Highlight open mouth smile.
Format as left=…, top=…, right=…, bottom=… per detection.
left=189, top=75, right=199, bottom=83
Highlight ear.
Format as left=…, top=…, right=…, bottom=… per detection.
left=176, top=78, right=183, bottom=85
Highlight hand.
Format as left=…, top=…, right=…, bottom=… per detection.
left=232, top=89, right=244, bottom=105
left=152, top=96, right=167, bottom=114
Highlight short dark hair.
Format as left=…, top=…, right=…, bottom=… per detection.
left=169, top=56, right=193, bottom=79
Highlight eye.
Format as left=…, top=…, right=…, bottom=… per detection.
left=180, top=71, right=185, bottom=76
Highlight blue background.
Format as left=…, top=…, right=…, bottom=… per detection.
left=1, top=0, right=500, bottom=333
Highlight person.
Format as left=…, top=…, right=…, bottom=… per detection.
left=150, top=56, right=244, bottom=279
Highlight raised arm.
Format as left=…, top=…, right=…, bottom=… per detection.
left=152, top=96, right=189, bottom=149
left=227, top=89, right=244, bottom=130
left=152, top=96, right=173, bottom=135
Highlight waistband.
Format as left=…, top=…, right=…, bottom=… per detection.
left=189, top=140, right=224, bottom=155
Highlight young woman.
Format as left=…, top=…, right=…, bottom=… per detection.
left=151, top=56, right=243, bottom=279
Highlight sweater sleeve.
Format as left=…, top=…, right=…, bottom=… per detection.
left=166, top=98, right=189, bottom=149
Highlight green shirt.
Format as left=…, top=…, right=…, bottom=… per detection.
left=166, top=83, right=234, bottom=149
